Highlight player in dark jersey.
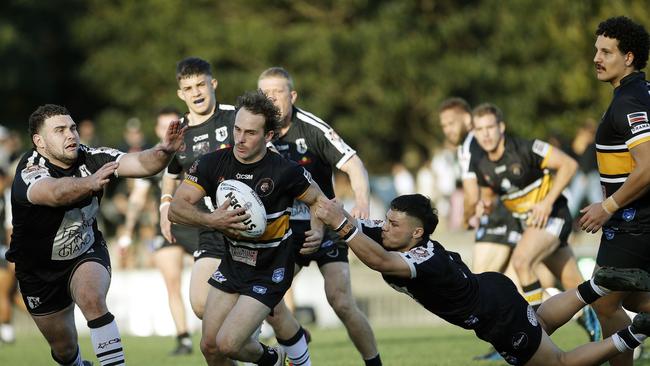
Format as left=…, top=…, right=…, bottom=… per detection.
left=169, top=90, right=326, bottom=366
left=258, top=67, right=381, bottom=366
left=159, top=57, right=237, bottom=321
left=579, top=16, right=650, bottom=366
left=119, top=106, right=196, bottom=355
left=315, top=193, right=650, bottom=366
left=6, top=104, right=185, bottom=366
left=470, top=103, right=580, bottom=310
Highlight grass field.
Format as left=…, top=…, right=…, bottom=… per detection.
left=2, top=322, right=650, bottom=365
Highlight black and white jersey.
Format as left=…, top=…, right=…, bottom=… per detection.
left=596, top=72, right=650, bottom=233
left=7, top=146, right=125, bottom=271
left=360, top=221, right=481, bottom=329
left=470, top=136, right=565, bottom=218
left=185, top=148, right=312, bottom=269
left=167, top=104, right=236, bottom=178
left=273, top=106, right=356, bottom=221
left=458, top=132, right=485, bottom=181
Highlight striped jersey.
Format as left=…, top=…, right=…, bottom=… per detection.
left=596, top=71, right=650, bottom=232
left=470, top=136, right=564, bottom=219
left=184, top=147, right=312, bottom=268
left=273, top=106, right=356, bottom=221
left=7, top=146, right=125, bottom=273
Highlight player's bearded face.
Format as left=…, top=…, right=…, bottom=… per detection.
left=593, top=35, right=630, bottom=86
left=381, top=210, right=416, bottom=250
left=258, top=77, right=296, bottom=125
left=473, top=115, right=503, bottom=153
left=38, top=115, right=80, bottom=167
left=439, top=109, right=468, bottom=146
left=233, top=108, right=270, bottom=163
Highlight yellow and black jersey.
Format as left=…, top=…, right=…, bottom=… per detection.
left=470, top=136, right=566, bottom=218
left=184, top=147, right=312, bottom=268
left=596, top=71, right=650, bottom=233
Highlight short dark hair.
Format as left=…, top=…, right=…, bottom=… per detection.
left=176, top=57, right=212, bottom=82
left=157, top=106, right=181, bottom=118
left=438, top=97, right=471, bottom=115
left=258, top=67, right=295, bottom=90
left=29, top=104, right=70, bottom=141
left=596, top=16, right=650, bottom=70
left=472, top=103, right=504, bottom=123
left=389, top=194, right=439, bottom=238
left=236, top=90, right=281, bottom=135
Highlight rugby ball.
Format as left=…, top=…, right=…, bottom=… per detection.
left=216, top=179, right=267, bottom=238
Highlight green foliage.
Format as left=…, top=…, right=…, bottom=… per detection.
left=1, top=0, right=649, bottom=170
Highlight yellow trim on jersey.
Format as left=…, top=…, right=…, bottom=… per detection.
left=258, top=214, right=290, bottom=241
left=295, top=187, right=311, bottom=202
left=502, top=174, right=552, bottom=214
left=628, top=134, right=650, bottom=149
left=183, top=179, right=207, bottom=195
left=540, top=146, right=553, bottom=169
left=596, top=151, right=635, bottom=176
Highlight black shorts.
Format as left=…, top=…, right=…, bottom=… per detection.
left=15, top=241, right=112, bottom=316
left=474, top=272, right=543, bottom=366
left=208, top=243, right=295, bottom=309
left=475, top=205, right=522, bottom=247
left=151, top=223, right=200, bottom=255
left=194, top=228, right=226, bottom=261
left=516, top=201, right=572, bottom=248
left=596, top=230, right=650, bottom=271
left=292, top=221, right=348, bottom=268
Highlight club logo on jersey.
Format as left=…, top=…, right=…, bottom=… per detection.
left=188, top=160, right=199, bottom=175
left=211, top=271, right=227, bottom=283
left=26, top=296, right=42, bottom=309
left=215, top=127, right=228, bottom=142
left=621, top=208, right=636, bottom=222
left=500, top=178, right=512, bottom=191
left=295, top=138, right=308, bottom=154
left=21, top=164, right=49, bottom=186
left=235, top=173, right=254, bottom=180
left=271, top=268, right=285, bottom=283
left=253, top=285, right=267, bottom=294
left=255, top=178, right=275, bottom=197
left=512, top=332, right=529, bottom=350
left=526, top=305, right=539, bottom=326
left=627, top=112, right=650, bottom=134
left=510, top=163, right=523, bottom=177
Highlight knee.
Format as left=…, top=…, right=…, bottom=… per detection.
left=200, top=336, right=220, bottom=359
left=75, top=292, right=107, bottom=317
left=215, top=333, right=241, bottom=358
left=510, top=253, right=531, bottom=274
left=51, top=342, right=79, bottom=363
left=328, top=291, right=356, bottom=320
left=191, top=299, right=205, bottom=320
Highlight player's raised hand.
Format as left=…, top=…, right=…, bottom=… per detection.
left=159, top=120, right=187, bottom=153
left=87, top=161, right=119, bottom=191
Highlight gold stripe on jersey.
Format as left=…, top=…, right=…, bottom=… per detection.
left=501, top=174, right=552, bottom=214
left=183, top=178, right=207, bottom=195
left=628, top=133, right=650, bottom=149
left=258, top=214, right=290, bottom=241
left=596, top=151, right=635, bottom=176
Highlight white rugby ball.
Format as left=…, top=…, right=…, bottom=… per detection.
left=216, top=179, right=267, bottom=238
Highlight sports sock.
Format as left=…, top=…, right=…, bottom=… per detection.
left=612, top=326, right=645, bottom=352
left=256, top=343, right=279, bottom=366
left=364, top=353, right=382, bottom=366
left=278, top=327, right=311, bottom=366
left=576, top=279, right=609, bottom=304
left=52, top=346, right=84, bottom=366
left=178, top=332, right=192, bottom=347
left=88, top=312, right=125, bottom=366
left=522, top=281, right=543, bottom=310
left=0, top=323, right=15, bottom=343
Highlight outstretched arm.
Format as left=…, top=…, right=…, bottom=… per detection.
left=339, top=155, right=370, bottom=219
left=315, top=197, right=411, bottom=277
left=116, top=120, right=187, bottom=178
left=296, top=181, right=326, bottom=255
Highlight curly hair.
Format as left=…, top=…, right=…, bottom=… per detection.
left=176, top=57, right=212, bottom=82
left=390, top=194, right=439, bottom=238
left=236, top=90, right=281, bottom=136
left=596, top=16, right=650, bottom=70
left=29, top=104, right=70, bottom=142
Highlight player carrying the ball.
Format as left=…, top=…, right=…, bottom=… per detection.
left=169, top=90, right=326, bottom=366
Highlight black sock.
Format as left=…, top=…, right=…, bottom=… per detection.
left=277, top=327, right=304, bottom=346
left=577, top=280, right=602, bottom=304
left=616, top=327, right=641, bottom=350
left=365, top=354, right=382, bottom=366
left=256, top=343, right=279, bottom=366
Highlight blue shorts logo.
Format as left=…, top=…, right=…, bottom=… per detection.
left=604, top=228, right=615, bottom=240
left=272, top=268, right=285, bottom=283
left=622, top=208, right=636, bottom=222
left=320, top=240, right=334, bottom=249
left=476, top=227, right=485, bottom=240
left=252, top=285, right=267, bottom=295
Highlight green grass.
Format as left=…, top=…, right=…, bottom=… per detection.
left=1, top=323, right=650, bottom=365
